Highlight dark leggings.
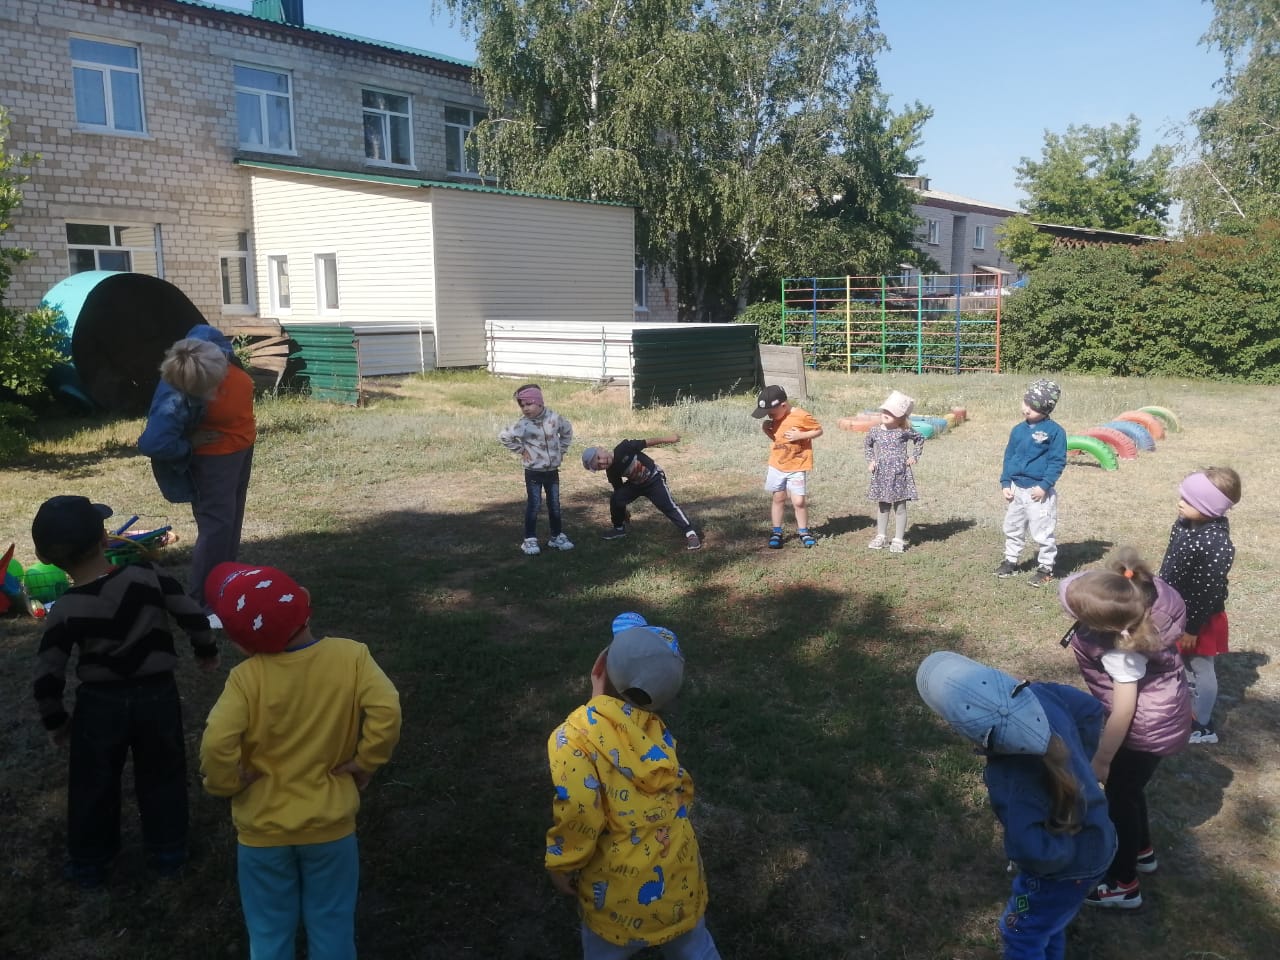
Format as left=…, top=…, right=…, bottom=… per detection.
left=523, top=468, right=563, bottom=538
left=609, top=472, right=694, bottom=535
left=1105, top=746, right=1161, bottom=884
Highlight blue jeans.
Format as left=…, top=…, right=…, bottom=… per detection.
left=999, top=871, right=1100, bottom=960
left=238, top=834, right=359, bottom=960
left=68, top=674, right=188, bottom=872
left=581, top=917, right=721, bottom=960
left=523, top=468, right=563, bottom=538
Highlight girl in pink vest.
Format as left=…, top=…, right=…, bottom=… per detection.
left=1059, top=548, right=1192, bottom=911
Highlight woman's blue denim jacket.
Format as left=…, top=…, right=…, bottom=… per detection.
left=137, top=324, right=232, bottom=503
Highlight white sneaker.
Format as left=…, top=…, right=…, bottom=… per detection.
left=521, top=537, right=541, bottom=555
left=546, top=533, right=575, bottom=551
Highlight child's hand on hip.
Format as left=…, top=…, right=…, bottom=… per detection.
left=867, top=461, right=876, bottom=472
left=332, top=759, right=372, bottom=790
left=548, top=869, right=578, bottom=896
left=1002, top=487, right=1014, bottom=502
left=1030, top=486, right=1046, bottom=502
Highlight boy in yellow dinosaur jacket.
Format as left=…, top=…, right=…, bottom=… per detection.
left=545, top=623, right=721, bottom=959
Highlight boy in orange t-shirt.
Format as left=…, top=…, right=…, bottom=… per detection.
left=752, top=385, right=823, bottom=548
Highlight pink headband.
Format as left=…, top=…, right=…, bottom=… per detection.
left=1179, top=472, right=1234, bottom=518
left=515, top=386, right=543, bottom=405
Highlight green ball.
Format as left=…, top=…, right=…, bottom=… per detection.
left=23, top=562, right=70, bottom=603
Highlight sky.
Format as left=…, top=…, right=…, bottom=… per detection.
left=222, top=0, right=1227, bottom=210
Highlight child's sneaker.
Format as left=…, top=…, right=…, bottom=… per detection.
left=1189, top=723, right=1218, bottom=744
left=521, top=537, right=541, bottom=555
left=1028, top=566, right=1054, bottom=587
left=889, top=538, right=906, bottom=554
left=1135, top=847, right=1158, bottom=874
left=1085, top=878, right=1142, bottom=909
left=546, top=533, right=575, bottom=551
left=601, top=526, right=628, bottom=540
left=867, top=535, right=886, bottom=550
left=685, top=532, right=702, bottom=551
left=994, top=560, right=1018, bottom=578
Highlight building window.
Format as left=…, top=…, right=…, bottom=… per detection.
left=974, top=224, right=986, bottom=250
left=219, top=231, right=254, bottom=313
left=235, top=64, right=294, bottom=153
left=363, top=89, right=413, bottom=166
left=315, top=253, right=340, bottom=313
left=66, top=223, right=159, bottom=274
left=70, top=37, right=146, bottom=133
left=268, top=255, right=291, bottom=312
left=925, top=219, right=940, bottom=245
left=445, top=105, right=485, bottom=175
left=634, top=260, right=647, bottom=311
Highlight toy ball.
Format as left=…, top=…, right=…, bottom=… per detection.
left=23, top=562, right=70, bottom=603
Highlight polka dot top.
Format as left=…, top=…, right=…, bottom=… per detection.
left=1158, top=515, right=1234, bottom=634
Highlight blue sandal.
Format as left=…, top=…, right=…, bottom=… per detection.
left=799, top=530, right=816, bottom=548
left=767, top=532, right=783, bottom=549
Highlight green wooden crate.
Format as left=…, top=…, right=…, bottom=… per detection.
left=281, top=324, right=362, bottom=405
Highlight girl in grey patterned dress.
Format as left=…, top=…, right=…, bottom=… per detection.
left=865, top=390, right=925, bottom=553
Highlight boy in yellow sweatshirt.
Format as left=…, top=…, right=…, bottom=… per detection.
left=199, top=562, right=401, bottom=960
left=545, top=623, right=721, bottom=959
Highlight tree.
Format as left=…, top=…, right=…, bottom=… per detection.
left=1176, top=0, right=1280, bottom=233
left=444, top=0, right=930, bottom=320
left=998, top=117, right=1173, bottom=268
left=0, top=105, right=66, bottom=456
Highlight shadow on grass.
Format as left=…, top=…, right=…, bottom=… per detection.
left=1055, top=537, right=1115, bottom=576
left=810, top=513, right=875, bottom=539
left=4, top=491, right=1279, bottom=960
left=909, top=517, right=978, bottom=546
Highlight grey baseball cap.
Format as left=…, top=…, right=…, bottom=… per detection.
left=916, top=651, right=1050, bottom=755
left=606, top=625, right=685, bottom=711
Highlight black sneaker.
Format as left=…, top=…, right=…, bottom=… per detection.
left=600, top=526, right=628, bottom=540
left=685, top=532, right=702, bottom=551
left=1028, top=566, right=1055, bottom=587
left=995, top=560, right=1019, bottom=578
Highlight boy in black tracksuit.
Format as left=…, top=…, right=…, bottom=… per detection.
left=581, top=436, right=702, bottom=551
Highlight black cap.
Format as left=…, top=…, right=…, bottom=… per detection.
left=31, top=496, right=113, bottom=567
left=751, top=384, right=787, bottom=419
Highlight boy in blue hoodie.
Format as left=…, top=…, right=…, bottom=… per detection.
left=917, top=652, right=1115, bottom=960
left=996, top=379, right=1066, bottom=587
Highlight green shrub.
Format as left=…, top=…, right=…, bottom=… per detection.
left=736, top=300, right=784, bottom=345
left=1002, top=223, right=1280, bottom=383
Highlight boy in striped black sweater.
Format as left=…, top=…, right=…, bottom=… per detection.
left=31, top=495, right=219, bottom=888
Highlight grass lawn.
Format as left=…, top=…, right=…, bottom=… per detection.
left=1, top=368, right=1277, bottom=959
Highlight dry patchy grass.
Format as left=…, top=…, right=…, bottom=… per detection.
left=1, top=368, right=1277, bottom=959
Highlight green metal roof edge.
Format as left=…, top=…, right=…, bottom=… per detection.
left=170, top=0, right=475, bottom=69
left=234, top=159, right=632, bottom=207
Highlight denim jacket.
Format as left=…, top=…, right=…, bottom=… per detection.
left=137, top=324, right=233, bottom=503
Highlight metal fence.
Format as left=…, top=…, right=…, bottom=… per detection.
left=780, top=274, right=1005, bottom=374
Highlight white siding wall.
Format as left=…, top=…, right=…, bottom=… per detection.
left=247, top=171, right=435, bottom=359
left=432, top=189, right=635, bottom=366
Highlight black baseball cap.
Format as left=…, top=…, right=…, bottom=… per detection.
left=31, top=496, right=113, bottom=567
left=751, top=384, right=788, bottom=418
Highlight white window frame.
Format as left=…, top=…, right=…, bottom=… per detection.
left=444, top=105, right=486, bottom=177
left=219, top=231, right=255, bottom=315
left=925, top=219, right=940, bottom=245
left=362, top=88, right=414, bottom=168
left=267, top=254, right=292, bottom=314
left=634, top=260, right=648, bottom=312
left=70, top=36, right=147, bottom=135
left=974, top=224, right=987, bottom=250
left=66, top=222, right=161, bottom=275
left=315, top=253, right=340, bottom=315
left=235, top=63, right=296, bottom=154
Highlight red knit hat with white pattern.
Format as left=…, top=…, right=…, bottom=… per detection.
left=205, top=562, right=311, bottom=653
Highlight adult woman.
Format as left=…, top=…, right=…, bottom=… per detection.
left=139, top=325, right=256, bottom=608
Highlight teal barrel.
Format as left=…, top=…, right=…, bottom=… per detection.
left=42, top=272, right=205, bottom=412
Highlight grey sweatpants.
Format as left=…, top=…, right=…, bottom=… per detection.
left=1002, top=484, right=1058, bottom=569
